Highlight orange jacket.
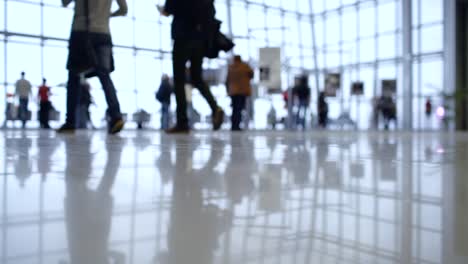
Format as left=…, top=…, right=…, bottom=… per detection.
left=227, top=61, right=254, bottom=96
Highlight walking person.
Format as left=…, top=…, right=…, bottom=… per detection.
left=57, top=0, right=127, bottom=134
left=318, top=92, right=328, bottom=128
left=38, top=78, right=52, bottom=129
left=15, top=72, right=32, bottom=129
left=292, top=75, right=311, bottom=130
left=156, top=74, right=173, bottom=130
left=158, top=0, right=225, bottom=133
left=226, top=55, right=253, bottom=131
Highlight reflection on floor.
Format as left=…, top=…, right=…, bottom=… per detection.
left=0, top=130, right=467, bottom=264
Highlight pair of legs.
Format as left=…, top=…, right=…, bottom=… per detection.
left=19, top=98, right=28, bottom=128
left=231, top=95, right=246, bottom=131
left=295, top=100, right=308, bottom=129
left=65, top=70, right=121, bottom=127
left=318, top=112, right=328, bottom=128
left=62, top=32, right=122, bottom=133
left=161, top=102, right=171, bottom=130
left=39, top=101, right=51, bottom=128
left=172, top=39, right=219, bottom=129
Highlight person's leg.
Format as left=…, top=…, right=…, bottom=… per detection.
left=20, top=99, right=28, bottom=128
left=231, top=96, right=241, bottom=130
left=95, top=68, right=122, bottom=122
left=44, top=101, right=51, bottom=128
left=189, top=41, right=218, bottom=113
left=39, top=102, right=44, bottom=128
left=161, top=103, right=169, bottom=130
left=189, top=41, right=225, bottom=130
left=172, top=41, right=189, bottom=128
left=301, top=102, right=307, bottom=129
left=65, top=72, right=81, bottom=126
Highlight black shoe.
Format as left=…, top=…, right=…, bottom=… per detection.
left=165, top=125, right=190, bottom=134
left=56, top=123, right=76, bottom=134
left=109, top=119, right=125, bottom=135
left=212, top=108, right=225, bottom=131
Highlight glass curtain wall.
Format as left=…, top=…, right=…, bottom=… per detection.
left=0, top=0, right=445, bottom=130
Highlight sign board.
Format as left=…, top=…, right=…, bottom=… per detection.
left=351, top=82, right=364, bottom=95
left=259, top=47, right=282, bottom=93
left=382, top=79, right=397, bottom=96
left=325, top=73, right=341, bottom=97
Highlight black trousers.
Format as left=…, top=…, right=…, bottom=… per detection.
left=39, top=101, right=51, bottom=128
left=231, top=95, right=246, bottom=130
left=173, top=39, right=217, bottom=127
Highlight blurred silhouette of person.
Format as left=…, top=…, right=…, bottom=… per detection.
left=292, top=75, right=311, bottom=129
left=62, top=136, right=125, bottom=264
left=159, top=0, right=225, bottom=133
left=58, top=0, right=127, bottom=134
left=318, top=91, right=328, bottom=128
left=77, top=80, right=96, bottom=129
left=284, top=142, right=311, bottom=185
left=379, top=95, right=397, bottom=130
left=38, top=78, right=52, bottom=129
left=156, top=74, right=173, bottom=130
left=226, top=55, right=253, bottom=131
left=267, top=106, right=277, bottom=130
left=159, top=140, right=231, bottom=264
left=425, top=98, right=432, bottom=118
left=15, top=72, right=32, bottom=129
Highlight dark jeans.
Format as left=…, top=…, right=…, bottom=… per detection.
left=39, top=101, right=51, bottom=128
left=66, top=32, right=121, bottom=126
left=19, top=98, right=29, bottom=125
left=173, top=39, right=217, bottom=127
left=231, top=95, right=246, bottom=130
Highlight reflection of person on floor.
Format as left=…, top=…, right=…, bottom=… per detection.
left=13, top=133, right=33, bottom=187
left=62, top=137, right=124, bottom=264
left=37, top=134, right=59, bottom=182
left=38, top=78, right=52, bottom=129
left=15, top=71, right=32, bottom=129
left=225, top=135, right=255, bottom=205
left=162, top=145, right=231, bottom=264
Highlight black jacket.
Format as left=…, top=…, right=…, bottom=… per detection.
left=164, top=0, right=215, bottom=40
left=156, top=80, right=173, bottom=104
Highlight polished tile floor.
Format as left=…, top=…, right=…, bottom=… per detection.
left=0, top=130, right=467, bottom=264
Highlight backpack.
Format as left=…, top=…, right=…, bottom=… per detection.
left=156, top=82, right=172, bottom=103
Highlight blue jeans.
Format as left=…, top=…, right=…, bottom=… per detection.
left=161, top=103, right=170, bottom=130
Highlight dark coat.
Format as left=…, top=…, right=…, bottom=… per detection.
left=164, top=0, right=215, bottom=40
